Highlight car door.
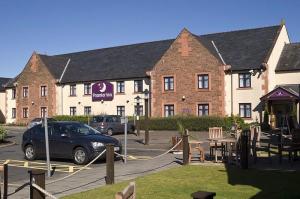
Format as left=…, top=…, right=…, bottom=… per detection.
left=31, top=125, right=54, bottom=157
left=52, top=123, right=74, bottom=158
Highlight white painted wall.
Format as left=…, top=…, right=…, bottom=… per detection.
left=5, top=88, right=16, bottom=124
left=225, top=72, right=264, bottom=122
left=275, top=72, right=300, bottom=85
left=56, top=79, right=149, bottom=116
left=268, top=25, right=290, bottom=91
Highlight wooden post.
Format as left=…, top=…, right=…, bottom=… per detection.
left=106, top=144, right=114, bottom=185
left=29, top=169, right=45, bottom=199
left=2, top=164, right=8, bottom=199
left=144, top=98, right=149, bottom=145
left=183, top=129, right=189, bottom=165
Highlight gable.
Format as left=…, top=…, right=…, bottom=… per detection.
left=261, top=86, right=299, bottom=101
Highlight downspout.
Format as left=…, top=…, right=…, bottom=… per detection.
left=59, top=59, right=71, bottom=115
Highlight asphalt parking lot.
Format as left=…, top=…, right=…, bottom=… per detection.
left=1, top=126, right=199, bottom=198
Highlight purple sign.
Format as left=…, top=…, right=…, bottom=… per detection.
left=92, top=81, right=114, bottom=101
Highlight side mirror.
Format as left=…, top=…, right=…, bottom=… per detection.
left=61, top=133, right=69, bottom=138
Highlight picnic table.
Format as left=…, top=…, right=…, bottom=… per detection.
left=207, top=137, right=237, bottom=162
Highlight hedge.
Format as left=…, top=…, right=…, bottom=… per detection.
left=0, top=126, right=7, bottom=142
left=54, top=115, right=249, bottom=131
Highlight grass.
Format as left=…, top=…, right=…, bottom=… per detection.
left=63, top=165, right=300, bottom=199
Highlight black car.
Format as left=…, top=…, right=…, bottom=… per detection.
left=22, top=121, right=122, bottom=165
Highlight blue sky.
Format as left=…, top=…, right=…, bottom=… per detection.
left=0, top=0, right=299, bottom=78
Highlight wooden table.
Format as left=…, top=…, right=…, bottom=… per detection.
left=207, top=137, right=237, bottom=163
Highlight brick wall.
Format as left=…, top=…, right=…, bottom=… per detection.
left=150, top=29, right=225, bottom=117
left=16, top=53, right=57, bottom=124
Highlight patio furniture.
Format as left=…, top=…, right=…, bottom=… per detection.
left=250, top=127, right=271, bottom=163
left=278, top=129, right=300, bottom=163
left=208, top=127, right=224, bottom=161
left=191, top=191, right=216, bottom=199
left=189, top=140, right=205, bottom=163
left=115, top=181, right=136, bottom=199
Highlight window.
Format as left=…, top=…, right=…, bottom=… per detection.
left=117, top=81, right=125, bottom=93
left=239, top=73, right=251, bottom=88
left=164, top=104, right=174, bottom=117
left=134, top=105, right=144, bottom=116
left=12, top=108, right=16, bottom=118
left=41, top=107, right=47, bottom=118
left=198, top=74, right=209, bottom=89
left=41, top=86, right=47, bottom=97
left=84, top=83, right=91, bottom=95
left=70, top=107, right=76, bottom=116
left=198, top=104, right=209, bottom=116
left=23, top=108, right=29, bottom=118
left=70, top=85, right=76, bottom=96
left=134, top=80, right=143, bottom=93
left=164, top=77, right=174, bottom=91
left=12, top=88, right=16, bottom=99
left=84, top=106, right=91, bottom=115
left=23, top=87, right=29, bottom=98
left=239, top=103, right=252, bottom=118
left=117, top=106, right=125, bottom=116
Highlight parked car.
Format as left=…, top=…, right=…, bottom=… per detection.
left=22, top=121, right=122, bottom=165
left=90, top=115, right=135, bottom=135
left=27, top=117, right=56, bottom=129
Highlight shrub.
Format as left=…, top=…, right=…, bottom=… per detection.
left=53, top=115, right=92, bottom=124
left=0, top=126, right=7, bottom=142
left=138, top=115, right=248, bottom=131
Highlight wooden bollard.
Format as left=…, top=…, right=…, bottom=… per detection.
left=2, top=164, right=8, bottom=199
left=106, top=144, right=115, bottom=185
left=29, top=169, right=45, bottom=199
left=183, top=129, right=190, bottom=165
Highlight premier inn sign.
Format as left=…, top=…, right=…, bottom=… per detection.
left=92, top=81, right=114, bottom=101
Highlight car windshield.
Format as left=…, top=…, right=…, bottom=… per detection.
left=62, top=123, right=100, bottom=135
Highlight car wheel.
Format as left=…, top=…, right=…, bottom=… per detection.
left=107, top=128, right=113, bottom=136
left=24, top=145, right=36, bottom=161
left=73, top=147, right=88, bottom=165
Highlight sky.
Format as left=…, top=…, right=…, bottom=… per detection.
left=0, top=0, right=300, bottom=78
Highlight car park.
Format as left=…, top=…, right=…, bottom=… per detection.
left=90, top=115, right=135, bottom=136
left=27, top=117, right=56, bottom=129
left=22, top=121, right=122, bottom=165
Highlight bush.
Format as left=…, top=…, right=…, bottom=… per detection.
left=53, top=115, right=91, bottom=124
left=0, top=126, right=7, bottom=142
left=138, top=116, right=249, bottom=131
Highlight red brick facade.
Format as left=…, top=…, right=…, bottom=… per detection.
left=15, top=53, right=57, bottom=124
left=150, top=29, right=225, bottom=117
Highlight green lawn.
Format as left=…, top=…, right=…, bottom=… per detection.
left=63, top=165, right=300, bottom=199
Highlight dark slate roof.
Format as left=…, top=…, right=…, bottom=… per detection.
left=275, top=43, right=300, bottom=72
left=12, top=25, right=282, bottom=84
left=198, top=25, right=281, bottom=71
left=0, top=77, right=12, bottom=92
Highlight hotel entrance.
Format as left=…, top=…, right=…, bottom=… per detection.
left=261, top=86, right=300, bottom=133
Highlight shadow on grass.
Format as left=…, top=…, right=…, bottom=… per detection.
left=225, top=163, right=300, bottom=199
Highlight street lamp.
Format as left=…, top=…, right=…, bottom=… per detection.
left=144, top=89, right=150, bottom=145
left=134, top=96, right=141, bottom=136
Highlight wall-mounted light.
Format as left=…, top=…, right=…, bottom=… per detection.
left=78, top=102, right=81, bottom=105
left=182, top=96, right=186, bottom=101
left=31, top=101, right=34, bottom=105
left=101, top=99, right=104, bottom=104
left=126, top=100, right=130, bottom=103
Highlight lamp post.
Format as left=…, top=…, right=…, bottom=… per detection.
left=134, top=96, right=141, bottom=136
left=144, top=89, right=150, bottom=145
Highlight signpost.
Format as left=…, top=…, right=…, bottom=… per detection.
left=43, top=117, right=51, bottom=177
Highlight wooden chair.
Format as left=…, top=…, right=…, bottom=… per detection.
left=189, top=140, right=205, bottom=163
left=208, top=127, right=224, bottom=159
left=279, top=129, right=300, bottom=163
left=115, top=181, right=136, bottom=199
